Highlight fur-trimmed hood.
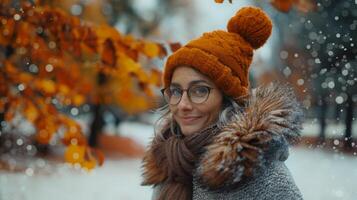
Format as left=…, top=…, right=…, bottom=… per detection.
left=142, top=83, right=304, bottom=190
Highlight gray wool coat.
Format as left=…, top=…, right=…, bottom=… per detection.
left=150, top=84, right=304, bottom=200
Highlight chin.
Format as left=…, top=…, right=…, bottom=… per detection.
left=178, top=125, right=197, bottom=136
left=181, top=123, right=207, bottom=136
left=176, top=117, right=210, bottom=136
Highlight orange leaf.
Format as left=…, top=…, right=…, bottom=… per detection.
left=4, top=62, right=18, bottom=75
left=47, top=104, right=58, bottom=115
left=271, top=0, right=315, bottom=13
left=36, top=130, right=52, bottom=144
left=82, top=27, right=98, bottom=52
left=149, top=68, right=162, bottom=87
left=16, top=22, right=32, bottom=46
left=169, top=42, right=182, bottom=53
left=64, top=145, right=101, bottom=170
left=295, top=0, right=316, bottom=13
left=23, top=100, right=39, bottom=123
left=0, top=18, right=15, bottom=46
left=62, top=130, right=87, bottom=146
left=4, top=110, right=14, bottom=122
left=81, top=159, right=96, bottom=171
left=0, top=100, right=5, bottom=112
left=58, top=84, right=70, bottom=96
left=64, top=144, right=86, bottom=164
left=101, top=38, right=116, bottom=67
left=271, top=0, right=294, bottom=12
left=116, top=91, right=151, bottom=114
left=157, top=43, right=168, bottom=58
left=214, top=0, right=232, bottom=3
left=0, top=79, right=7, bottom=95
left=36, top=79, right=56, bottom=95
left=142, top=42, right=160, bottom=58
left=96, top=24, right=122, bottom=40
left=18, top=73, right=33, bottom=84
left=35, top=116, right=58, bottom=144
left=118, top=56, right=141, bottom=75
left=86, top=147, right=104, bottom=166
left=139, top=82, right=153, bottom=97
left=4, top=100, right=17, bottom=122
left=72, top=94, right=85, bottom=106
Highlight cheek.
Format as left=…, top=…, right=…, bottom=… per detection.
left=169, top=104, right=178, bottom=115
left=169, top=105, right=180, bottom=123
left=199, top=99, right=222, bottom=123
left=202, top=106, right=220, bottom=124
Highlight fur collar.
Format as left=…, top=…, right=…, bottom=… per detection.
left=142, top=83, right=303, bottom=190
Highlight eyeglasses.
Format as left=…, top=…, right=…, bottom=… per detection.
left=161, top=85, right=214, bottom=105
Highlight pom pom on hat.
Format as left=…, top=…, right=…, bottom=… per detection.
left=227, top=7, right=272, bottom=49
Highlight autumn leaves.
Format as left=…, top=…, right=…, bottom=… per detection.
left=0, top=1, right=165, bottom=170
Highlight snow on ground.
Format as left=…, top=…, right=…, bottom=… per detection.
left=0, top=159, right=151, bottom=200
left=1, top=147, right=357, bottom=200
left=286, top=148, right=357, bottom=200
left=1, top=120, right=357, bottom=200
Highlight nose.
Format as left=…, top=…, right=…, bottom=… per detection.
left=177, top=91, right=193, bottom=110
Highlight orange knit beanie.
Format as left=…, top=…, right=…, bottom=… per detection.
left=163, top=6, right=273, bottom=100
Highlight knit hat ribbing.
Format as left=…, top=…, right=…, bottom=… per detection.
left=163, top=6, right=273, bottom=100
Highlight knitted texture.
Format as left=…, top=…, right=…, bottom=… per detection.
left=163, top=6, right=273, bottom=99
left=192, top=162, right=304, bottom=200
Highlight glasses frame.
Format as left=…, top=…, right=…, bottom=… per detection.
left=161, top=85, right=215, bottom=105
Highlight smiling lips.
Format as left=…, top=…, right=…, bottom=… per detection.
left=179, top=116, right=201, bottom=124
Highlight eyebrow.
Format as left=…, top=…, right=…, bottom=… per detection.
left=170, top=80, right=210, bottom=87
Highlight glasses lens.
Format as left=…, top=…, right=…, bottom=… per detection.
left=162, top=87, right=182, bottom=105
left=162, top=86, right=211, bottom=105
left=189, top=86, right=210, bottom=104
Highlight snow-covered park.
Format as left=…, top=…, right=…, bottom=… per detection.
left=1, top=120, right=357, bottom=200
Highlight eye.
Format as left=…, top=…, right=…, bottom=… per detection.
left=190, top=86, right=209, bottom=97
left=169, top=87, right=182, bottom=97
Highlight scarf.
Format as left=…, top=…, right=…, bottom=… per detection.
left=141, top=124, right=220, bottom=200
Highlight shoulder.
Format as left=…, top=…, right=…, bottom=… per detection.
left=195, top=83, right=304, bottom=190
left=193, top=162, right=303, bottom=200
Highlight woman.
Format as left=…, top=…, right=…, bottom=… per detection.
left=141, top=6, right=304, bottom=200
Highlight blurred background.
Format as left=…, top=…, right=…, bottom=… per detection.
left=0, top=0, right=356, bottom=200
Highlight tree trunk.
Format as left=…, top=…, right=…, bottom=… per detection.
left=334, top=103, right=342, bottom=122
left=344, top=93, right=354, bottom=149
left=88, top=104, right=105, bottom=147
left=88, top=72, right=106, bottom=147
left=318, top=97, right=327, bottom=141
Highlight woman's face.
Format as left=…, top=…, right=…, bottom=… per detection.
left=169, top=66, right=223, bottom=136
